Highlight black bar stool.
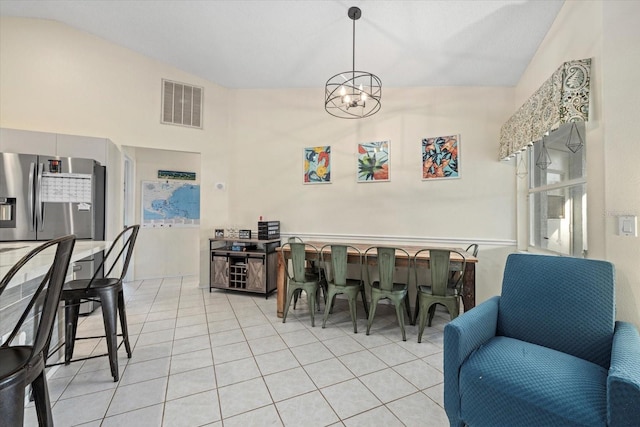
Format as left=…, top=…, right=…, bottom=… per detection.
left=0, top=235, right=76, bottom=427
left=55, top=225, right=139, bottom=382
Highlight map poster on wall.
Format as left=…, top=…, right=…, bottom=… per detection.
left=141, top=181, right=200, bottom=228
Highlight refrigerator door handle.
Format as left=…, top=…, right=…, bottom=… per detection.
left=36, top=162, right=45, bottom=231
left=28, top=162, right=36, bottom=231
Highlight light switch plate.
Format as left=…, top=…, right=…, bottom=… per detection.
left=618, top=215, right=637, bottom=237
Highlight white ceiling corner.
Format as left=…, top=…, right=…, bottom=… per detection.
left=0, top=0, right=565, bottom=89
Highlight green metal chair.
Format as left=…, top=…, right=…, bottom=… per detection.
left=321, top=244, right=368, bottom=333
left=465, top=243, right=479, bottom=257
left=282, top=242, right=322, bottom=327
left=413, top=248, right=467, bottom=343
left=364, top=246, right=412, bottom=341
left=449, top=243, right=477, bottom=288
left=287, top=237, right=325, bottom=310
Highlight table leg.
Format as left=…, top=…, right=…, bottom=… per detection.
left=276, top=252, right=286, bottom=318
left=462, top=262, right=476, bottom=312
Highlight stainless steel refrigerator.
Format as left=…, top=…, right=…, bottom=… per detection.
left=0, top=152, right=105, bottom=241
left=1, top=152, right=106, bottom=313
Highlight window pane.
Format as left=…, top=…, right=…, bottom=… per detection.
left=529, top=122, right=586, bottom=188
left=529, top=184, right=586, bottom=256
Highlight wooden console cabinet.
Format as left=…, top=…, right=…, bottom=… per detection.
left=209, top=238, right=280, bottom=297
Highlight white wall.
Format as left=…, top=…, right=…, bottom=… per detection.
left=128, top=146, right=201, bottom=279
left=229, top=87, right=514, bottom=240
left=227, top=86, right=516, bottom=304
left=1, top=15, right=520, bottom=311
left=514, top=0, right=640, bottom=326
left=2, top=5, right=636, bottom=328
left=0, top=17, right=231, bottom=285
left=602, top=1, right=640, bottom=325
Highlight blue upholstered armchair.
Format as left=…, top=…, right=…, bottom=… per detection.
left=444, top=253, right=640, bottom=427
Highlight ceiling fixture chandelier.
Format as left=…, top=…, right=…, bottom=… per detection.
left=325, top=6, right=381, bottom=119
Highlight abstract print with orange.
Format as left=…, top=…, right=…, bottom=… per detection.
left=357, top=141, right=390, bottom=182
left=422, top=135, right=459, bottom=179
left=304, top=146, right=331, bottom=183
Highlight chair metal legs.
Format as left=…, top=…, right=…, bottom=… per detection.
left=366, top=291, right=410, bottom=341
left=360, top=285, right=369, bottom=317
left=118, top=290, right=132, bottom=358
left=322, top=285, right=361, bottom=333
left=283, top=284, right=318, bottom=327
left=395, top=303, right=407, bottom=342
left=0, top=359, right=54, bottom=427
left=98, top=288, right=120, bottom=382
left=0, top=370, right=27, bottom=427
left=64, top=298, right=81, bottom=365
left=293, top=287, right=324, bottom=312
left=32, top=368, right=54, bottom=426
left=63, top=288, right=132, bottom=382
left=365, top=294, right=379, bottom=336
left=416, top=297, right=461, bottom=343
left=282, top=290, right=294, bottom=324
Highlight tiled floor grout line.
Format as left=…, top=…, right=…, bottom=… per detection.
left=27, top=276, right=451, bottom=426
left=103, top=277, right=162, bottom=424
left=203, top=281, right=227, bottom=427
left=159, top=276, right=178, bottom=427
left=276, top=306, right=341, bottom=425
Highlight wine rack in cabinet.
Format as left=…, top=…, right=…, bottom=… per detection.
left=209, top=238, right=280, bottom=298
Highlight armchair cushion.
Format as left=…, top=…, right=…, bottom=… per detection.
left=459, top=336, right=608, bottom=427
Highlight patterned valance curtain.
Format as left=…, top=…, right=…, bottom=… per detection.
left=499, top=58, right=591, bottom=160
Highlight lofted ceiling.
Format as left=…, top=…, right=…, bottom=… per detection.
left=0, top=0, right=564, bottom=89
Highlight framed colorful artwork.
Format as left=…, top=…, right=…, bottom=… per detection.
left=422, top=134, right=460, bottom=180
left=303, top=146, right=331, bottom=184
left=357, top=140, right=390, bottom=182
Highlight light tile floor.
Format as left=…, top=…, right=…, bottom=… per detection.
left=25, top=276, right=451, bottom=426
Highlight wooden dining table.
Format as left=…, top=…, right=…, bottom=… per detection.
left=275, top=241, right=478, bottom=318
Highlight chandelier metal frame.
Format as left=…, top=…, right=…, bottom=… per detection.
left=325, top=6, right=382, bottom=119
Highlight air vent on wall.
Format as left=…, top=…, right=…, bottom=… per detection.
left=161, top=79, right=203, bottom=128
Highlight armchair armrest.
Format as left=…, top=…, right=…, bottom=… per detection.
left=444, top=296, right=500, bottom=426
left=607, top=321, right=640, bottom=427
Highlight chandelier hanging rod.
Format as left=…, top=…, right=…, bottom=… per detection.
left=350, top=6, right=359, bottom=77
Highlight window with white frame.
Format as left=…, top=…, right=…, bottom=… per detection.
left=528, top=122, right=586, bottom=257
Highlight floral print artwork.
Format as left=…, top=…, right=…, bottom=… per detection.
left=357, top=141, right=390, bottom=182
left=304, top=146, right=331, bottom=184
left=422, top=135, right=460, bottom=179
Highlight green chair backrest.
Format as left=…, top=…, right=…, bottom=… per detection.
left=321, top=244, right=361, bottom=286
left=415, top=248, right=467, bottom=295
left=283, top=242, right=318, bottom=282
left=377, top=247, right=396, bottom=291
left=365, top=247, right=410, bottom=291
left=429, top=249, right=453, bottom=297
